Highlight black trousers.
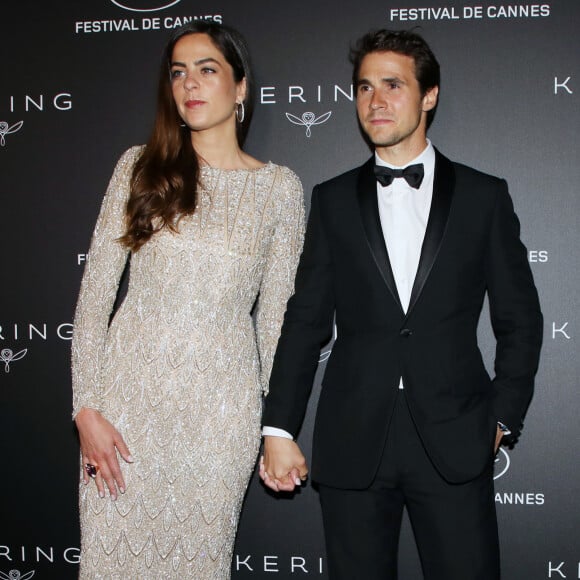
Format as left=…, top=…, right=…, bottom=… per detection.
left=318, top=392, right=499, bottom=580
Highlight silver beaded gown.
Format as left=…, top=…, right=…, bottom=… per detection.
left=71, top=146, right=305, bottom=579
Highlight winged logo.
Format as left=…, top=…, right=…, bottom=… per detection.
left=285, top=111, right=332, bottom=137
left=1, top=349, right=28, bottom=373
left=0, top=570, right=36, bottom=580
left=0, top=121, right=24, bottom=146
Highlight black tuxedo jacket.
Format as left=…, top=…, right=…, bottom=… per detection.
left=263, top=150, right=543, bottom=486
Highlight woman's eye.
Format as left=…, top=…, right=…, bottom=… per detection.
left=170, top=69, right=185, bottom=80
left=201, top=67, right=216, bottom=74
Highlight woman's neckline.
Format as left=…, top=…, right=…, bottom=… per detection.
left=201, top=160, right=273, bottom=173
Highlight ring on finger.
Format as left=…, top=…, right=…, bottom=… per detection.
left=84, top=463, right=99, bottom=479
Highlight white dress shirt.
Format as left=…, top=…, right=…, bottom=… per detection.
left=376, top=141, right=435, bottom=313
left=376, top=141, right=435, bottom=388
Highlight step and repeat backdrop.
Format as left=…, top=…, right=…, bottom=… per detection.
left=1, top=1, right=578, bottom=578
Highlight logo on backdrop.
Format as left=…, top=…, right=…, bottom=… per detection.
left=388, top=4, right=551, bottom=22
left=547, top=561, right=580, bottom=578
left=554, top=75, right=573, bottom=95
left=1, top=349, right=27, bottom=373
left=261, top=82, right=352, bottom=138
left=110, top=0, right=182, bottom=11
left=0, top=324, right=73, bottom=372
left=0, top=121, right=24, bottom=146
left=286, top=111, right=332, bottom=138
left=493, top=447, right=510, bottom=480
left=493, top=448, right=545, bottom=506
left=235, top=555, right=324, bottom=574
left=74, top=3, right=222, bottom=33
left=0, top=570, right=35, bottom=580
left=0, top=546, right=79, bottom=566
left=0, top=324, right=73, bottom=343
left=0, top=93, right=72, bottom=144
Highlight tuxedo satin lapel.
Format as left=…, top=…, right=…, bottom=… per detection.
left=356, top=158, right=404, bottom=312
left=406, top=150, right=455, bottom=318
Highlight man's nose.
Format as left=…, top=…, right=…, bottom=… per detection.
left=370, top=90, right=387, bottom=110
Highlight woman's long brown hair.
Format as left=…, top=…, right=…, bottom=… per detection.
left=119, top=21, right=254, bottom=251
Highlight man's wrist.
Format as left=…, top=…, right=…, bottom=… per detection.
left=262, top=426, right=294, bottom=440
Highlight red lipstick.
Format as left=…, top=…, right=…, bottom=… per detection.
left=185, top=99, right=205, bottom=109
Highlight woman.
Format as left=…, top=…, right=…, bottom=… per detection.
left=72, top=21, right=304, bottom=578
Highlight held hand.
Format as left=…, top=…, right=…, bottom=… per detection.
left=75, top=407, right=133, bottom=500
left=494, top=425, right=504, bottom=453
left=260, top=436, right=308, bottom=493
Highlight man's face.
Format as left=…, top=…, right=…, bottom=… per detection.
left=356, top=51, right=438, bottom=155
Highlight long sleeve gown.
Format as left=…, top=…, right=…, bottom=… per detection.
left=71, top=146, right=305, bottom=579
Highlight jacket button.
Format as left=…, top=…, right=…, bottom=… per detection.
left=399, top=328, right=413, bottom=337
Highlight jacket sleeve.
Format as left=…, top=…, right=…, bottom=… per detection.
left=262, top=185, right=336, bottom=436
left=485, top=181, right=543, bottom=440
left=71, top=147, right=141, bottom=418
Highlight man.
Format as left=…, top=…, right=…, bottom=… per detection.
left=260, top=29, right=542, bottom=579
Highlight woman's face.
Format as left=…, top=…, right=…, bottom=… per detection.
left=170, top=33, right=245, bottom=137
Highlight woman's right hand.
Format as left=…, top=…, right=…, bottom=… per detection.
left=74, top=407, right=133, bottom=500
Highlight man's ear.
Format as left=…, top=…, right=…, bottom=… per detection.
left=422, top=85, right=439, bottom=112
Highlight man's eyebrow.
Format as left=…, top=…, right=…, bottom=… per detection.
left=381, top=76, right=405, bottom=84
left=356, top=76, right=405, bottom=86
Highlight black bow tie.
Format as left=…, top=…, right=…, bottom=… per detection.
left=374, top=163, right=424, bottom=189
